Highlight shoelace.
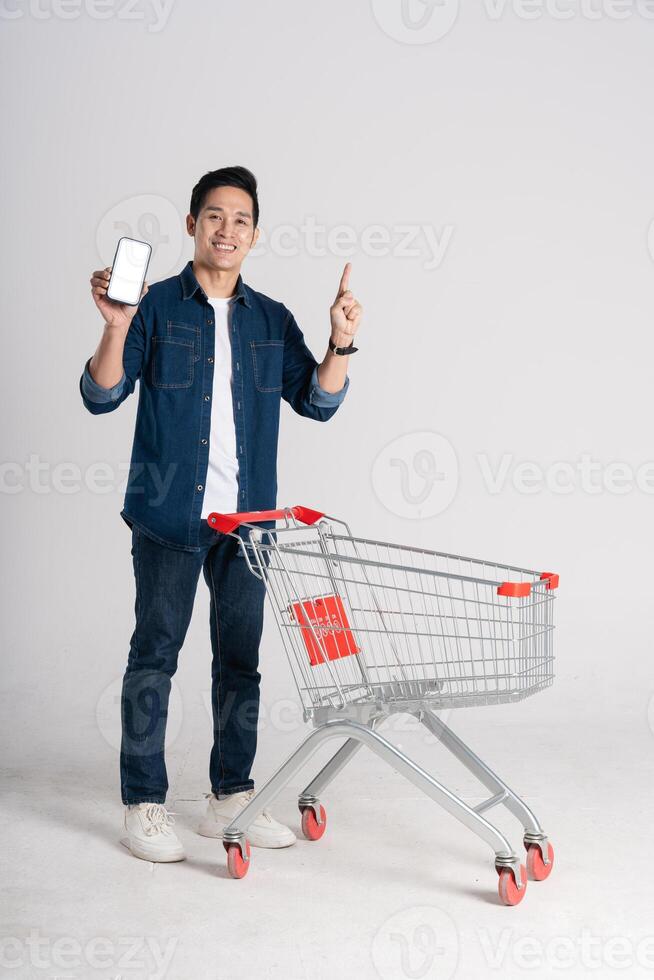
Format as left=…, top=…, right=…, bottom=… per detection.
left=142, top=803, right=177, bottom=836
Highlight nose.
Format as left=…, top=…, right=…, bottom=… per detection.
left=221, top=216, right=237, bottom=237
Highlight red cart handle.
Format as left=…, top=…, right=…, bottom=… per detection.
left=497, top=571, right=560, bottom=598
left=207, top=505, right=325, bottom=535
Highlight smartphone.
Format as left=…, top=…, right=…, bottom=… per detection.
left=106, top=237, right=152, bottom=306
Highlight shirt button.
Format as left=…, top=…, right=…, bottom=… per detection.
left=201, top=438, right=208, bottom=445
left=207, top=318, right=213, bottom=325
left=197, top=484, right=203, bottom=491
left=204, top=395, right=210, bottom=402
left=208, top=356, right=214, bottom=363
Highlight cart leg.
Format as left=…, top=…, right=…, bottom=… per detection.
left=299, top=735, right=365, bottom=804
left=222, top=723, right=354, bottom=853
left=297, top=736, right=365, bottom=829
left=417, top=708, right=551, bottom=867
left=222, top=719, right=524, bottom=890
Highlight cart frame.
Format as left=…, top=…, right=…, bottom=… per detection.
left=207, top=506, right=558, bottom=905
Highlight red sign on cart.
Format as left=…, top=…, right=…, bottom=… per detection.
left=290, top=594, right=360, bottom=667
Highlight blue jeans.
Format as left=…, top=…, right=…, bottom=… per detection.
left=120, top=521, right=266, bottom=805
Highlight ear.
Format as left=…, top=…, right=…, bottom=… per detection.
left=250, top=226, right=260, bottom=249
left=185, top=213, right=195, bottom=237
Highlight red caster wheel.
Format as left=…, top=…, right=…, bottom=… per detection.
left=525, top=841, right=554, bottom=881
left=300, top=804, right=327, bottom=841
left=497, top=864, right=528, bottom=906
left=224, top=839, right=251, bottom=879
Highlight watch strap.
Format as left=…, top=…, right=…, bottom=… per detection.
left=329, top=338, right=359, bottom=355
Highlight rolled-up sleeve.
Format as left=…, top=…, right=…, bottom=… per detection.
left=308, top=365, right=349, bottom=408
left=81, top=358, right=126, bottom=404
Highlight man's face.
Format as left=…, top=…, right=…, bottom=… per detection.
left=187, top=185, right=259, bottom=273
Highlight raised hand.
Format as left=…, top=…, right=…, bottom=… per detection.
left=329, top=262, right=362, bottom=348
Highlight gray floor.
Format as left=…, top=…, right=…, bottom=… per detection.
left=3, top=688, right=652, bottom=980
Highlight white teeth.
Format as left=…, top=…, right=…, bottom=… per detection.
left=213, top=243, right=235, bottom=251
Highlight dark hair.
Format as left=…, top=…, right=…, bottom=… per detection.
left=189, top=166, right=259, bottom=227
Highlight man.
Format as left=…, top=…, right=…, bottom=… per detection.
left=80, top=166, right=361, bottom=862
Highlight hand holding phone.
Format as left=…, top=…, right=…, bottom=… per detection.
left=90, top=237, right=151, bottom=331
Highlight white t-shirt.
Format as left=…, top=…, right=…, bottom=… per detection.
left=200, top=296, right=240, bottom=518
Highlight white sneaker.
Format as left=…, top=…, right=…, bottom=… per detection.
left=197, top=790, right=296, bottom=849
left=122, top=803, right=186, bottom=862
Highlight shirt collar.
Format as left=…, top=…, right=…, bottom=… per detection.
left=179, top=259, right=251, bottom=308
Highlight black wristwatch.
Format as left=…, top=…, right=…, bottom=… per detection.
left=329, top=337, right=359, bottom=356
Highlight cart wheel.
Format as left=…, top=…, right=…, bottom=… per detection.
left=525, top=841, right=554, bottom=881
left=224, top=840, right=251, bottom=879
left=497, top=864, right=528, bottom=906
left=300, top=804, right=327, bottom=841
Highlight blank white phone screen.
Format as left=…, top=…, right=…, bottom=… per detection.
left=107, top=238, right=151, bottom=305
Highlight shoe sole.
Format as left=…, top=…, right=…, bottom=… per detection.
left=120, top=837, right=186, bottom=862
left=197, top=824, right=296, bottom=849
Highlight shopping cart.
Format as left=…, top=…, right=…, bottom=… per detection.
left=207, top=505, right=558, bottom=906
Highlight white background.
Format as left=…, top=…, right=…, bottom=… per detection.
left=2, top=2, right=654, bottom=978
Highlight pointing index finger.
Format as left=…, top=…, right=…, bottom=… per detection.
left=337, top=262, right=351, bottom=298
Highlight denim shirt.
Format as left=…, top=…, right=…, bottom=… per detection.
left=80, top=260, right=349, bottom=551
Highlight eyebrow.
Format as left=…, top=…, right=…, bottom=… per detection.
left=204, top=205, right=252, bottom=218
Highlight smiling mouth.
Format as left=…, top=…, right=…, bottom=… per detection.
left=212, top=242, right=237, bottom=253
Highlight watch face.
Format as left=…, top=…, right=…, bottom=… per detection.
left=330, top=339, right=357, bottom=354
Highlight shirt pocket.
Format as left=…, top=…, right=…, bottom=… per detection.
left=151, top=336, right=195, bottom=389
left=250, top=340, right=284, bottom=393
